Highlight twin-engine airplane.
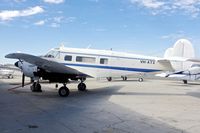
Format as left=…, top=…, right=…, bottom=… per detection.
left=5, top=45, right=198, bottom=97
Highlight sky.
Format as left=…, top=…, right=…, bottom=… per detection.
left=0, top=0, right=200, bottom=64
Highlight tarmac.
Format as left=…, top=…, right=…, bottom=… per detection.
left=0, top=77, right=200, bottom=133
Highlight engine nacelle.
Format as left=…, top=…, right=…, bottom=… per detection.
left=15, top=61, right=38, bottom=78
left=187, top=66, right=200, bottom=75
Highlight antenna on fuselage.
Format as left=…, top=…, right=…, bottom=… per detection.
left=86, top=44, right=92, bottom=49
left=59, top=43, right=65, bottom=50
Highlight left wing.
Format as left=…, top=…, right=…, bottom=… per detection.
left=5, top=53, right=91, bottom=77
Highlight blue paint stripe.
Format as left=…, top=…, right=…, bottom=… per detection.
left=64, top=63, right=161, bottom=73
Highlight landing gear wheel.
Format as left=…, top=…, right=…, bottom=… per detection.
left=123, top=76, right=127, bottom=81
left=107, top=77, right=112, bottom=82
left=58, top=86, right=69, bottom=97
left=8, top=75, right=12, bottom=79
left=183, top=80, right=188, bottom=84
left=138, top=78, right=143, bottom=82
left=78, top=83, right=87, bottom=91
left=31, top=82, right=42, bottom=92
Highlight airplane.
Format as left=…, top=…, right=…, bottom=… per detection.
left=0, top=64, right=19, bottom=79
left=5, top=45, right=198, bottom=97
left=156, top=64, right=200, bottom=84
left=0, top=68, right=14, bottom=79
left=156, top=39, right=200, bottom=84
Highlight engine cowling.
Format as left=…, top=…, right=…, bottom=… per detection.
left=187, top=66, right=200, bottom=75
left=15, top=61, right=38, bottom=78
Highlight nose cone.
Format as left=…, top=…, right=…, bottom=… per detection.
left=14, top=61, right=19, bottom=67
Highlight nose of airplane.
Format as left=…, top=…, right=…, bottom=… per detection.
left=14, top=61, right=19, bottom=67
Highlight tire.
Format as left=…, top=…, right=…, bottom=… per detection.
left=183, top=80, right=188, bottom=84
left=58, top=87, right=69, bottom=97
left=124, top=76, right=127, bottom=81
left=138, top=78, right=143, bottom=82
left=107, top=77, right=112, bottom=82
left=35, top=83, right=42, bottom=92
left=78, top=83, right=87, bottom=91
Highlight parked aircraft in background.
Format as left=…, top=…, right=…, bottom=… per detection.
left=0, top=64, right=19, bottom=78
left=156, top=39, right=200, bottom=84
left=157, top=64, right=200, bottom=84
left=5, top=43, right=198, bottom=97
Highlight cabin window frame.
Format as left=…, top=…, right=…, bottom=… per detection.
left=64, top=55, right=72, bottom=61
left=76, top=56, right=96, bottom=63
left=100, top=58, right=108, bottom=64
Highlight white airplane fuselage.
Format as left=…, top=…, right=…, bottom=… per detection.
left=4, top=46, right=176, bottom=97
left=43, top=47, right=173, bottom=78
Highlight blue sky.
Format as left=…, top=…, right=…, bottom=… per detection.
left=0, top=0, right=200, bottom=64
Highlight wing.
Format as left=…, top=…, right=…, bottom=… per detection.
left=155, top=71, right=186, bottom=78
left=5, top=53, right=91, bottom=77
left=159, top=57, right=200, bottom=63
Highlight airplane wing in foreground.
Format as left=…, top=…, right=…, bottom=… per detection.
left=5, top=53, right=90, bottom=77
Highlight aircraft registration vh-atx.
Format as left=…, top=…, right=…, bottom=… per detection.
left=5, top=43, right=200, bottom=97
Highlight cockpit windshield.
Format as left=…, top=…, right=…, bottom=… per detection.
left=44, top=50, right=60, bottom=58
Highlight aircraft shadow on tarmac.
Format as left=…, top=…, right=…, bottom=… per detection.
left=8, top=84, right=197, bottom=100
left=8, top=85, right=125, bottom=99
left=0, top=82, right=190, bottom=133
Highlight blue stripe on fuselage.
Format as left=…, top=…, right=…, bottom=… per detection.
left=63, top=63, right=161, bottom=73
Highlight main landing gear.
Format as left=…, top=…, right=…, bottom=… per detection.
left=30, top=82, right=42, bottom=92
left=78, top=78, right=87, bottom=91
left=183, top=80, right=188, bottom=84
left=58, top=79, right=87, bottom=97
left=78, top=82, right=87, bottom=91
left=58, top=84, right=70, bottom=97
left=121, top=76, right=127, bottom=81
left=106, top=77, right=112, bottom=81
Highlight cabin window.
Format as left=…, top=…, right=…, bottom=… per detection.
left=100, top=58, right=108, bottom=64
left=76, top=56, right=96, bottom=63
left=64, top=55, right=72, bottom=61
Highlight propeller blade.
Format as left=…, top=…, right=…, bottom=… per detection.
left=22, top=74, right=25, bottom=87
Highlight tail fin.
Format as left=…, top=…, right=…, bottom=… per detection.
left=164, top=39, right=195, bottom=71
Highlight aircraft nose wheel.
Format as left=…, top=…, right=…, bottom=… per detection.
left=58, top=86, right=70, bottom=97
left=78, top=82, right=87, bottom=91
